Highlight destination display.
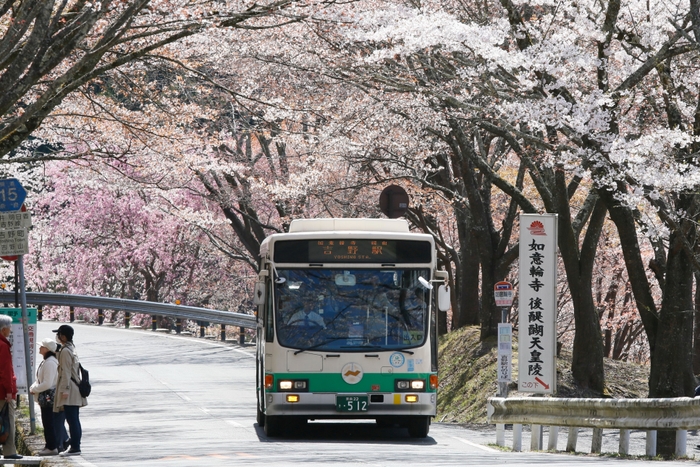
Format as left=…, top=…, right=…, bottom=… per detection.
left=274, top=239, right=432, bottom=263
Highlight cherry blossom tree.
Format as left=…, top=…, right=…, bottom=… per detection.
left=0, top=0, right=314, bottom=162
left=25, top=159, right=247, bottom=324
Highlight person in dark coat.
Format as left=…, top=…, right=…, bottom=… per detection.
left=0, top=315, right=22, bottom=460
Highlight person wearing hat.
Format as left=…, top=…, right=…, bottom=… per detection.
left=0, top=314, right=22, bottom=460
left=53, top=325, right=86, bottom=457
left=30, top=338, right=60, bottom=456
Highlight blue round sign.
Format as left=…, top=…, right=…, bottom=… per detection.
left=0, top=179, right=27, bottom=212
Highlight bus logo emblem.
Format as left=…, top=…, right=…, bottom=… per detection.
left=341, top=363, right=363, bottom=384
left=390, top=352, right=405, bottom=368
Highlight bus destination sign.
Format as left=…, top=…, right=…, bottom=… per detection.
left=274, top=239, right=432, bottom=264
left=310, top=240, right=395, bottom=262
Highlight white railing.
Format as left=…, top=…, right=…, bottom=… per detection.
left=487, top=396, right=700, bottom=456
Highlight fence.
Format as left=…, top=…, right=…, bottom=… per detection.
left=487, top=396, right=700, bottom=457
left=0, top=291, right=257, bottom=342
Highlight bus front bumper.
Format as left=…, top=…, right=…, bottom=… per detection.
left=265, top=392, right=436, bottom=417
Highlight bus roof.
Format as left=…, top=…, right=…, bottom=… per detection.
left=288, top=218, right=409, bottom=233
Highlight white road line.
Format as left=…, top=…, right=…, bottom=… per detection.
left=450, top=436, right=499, bottom=452
left=71, top=455, right=100, bottom=467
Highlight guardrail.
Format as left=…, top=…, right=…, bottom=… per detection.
left=487, top=396, right=700, bottom=457
left=0, top=292, right=257, bottom=328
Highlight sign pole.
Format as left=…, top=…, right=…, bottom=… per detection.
left=494, top=281, right=514, bottom=447
left=17, top=256, right=36, bottom=433
left=494, top=281, right=514, bottom=398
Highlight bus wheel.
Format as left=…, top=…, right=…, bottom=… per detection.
left=264, top=415, right=284, bottom=437
left=406, top=416, right=430, bottom=438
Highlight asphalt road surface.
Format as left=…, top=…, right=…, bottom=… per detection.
left=32, top=321, right=697, bottom=467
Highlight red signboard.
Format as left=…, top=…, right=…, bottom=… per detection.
left=494, top=281, right=514, bottom=307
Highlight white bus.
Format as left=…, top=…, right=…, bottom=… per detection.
left=254, top=218, right=450, bottom=438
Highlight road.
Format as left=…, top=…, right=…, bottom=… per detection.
left=32, top=321, right=697, bottom=467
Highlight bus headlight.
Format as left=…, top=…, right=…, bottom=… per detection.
left=280, top=381, right=293, bottom=390
left=411, top=380, right=425, bottom=390
left=395, top=379, right=426, bottom=392
left=278, top=379, right=308, bottom=392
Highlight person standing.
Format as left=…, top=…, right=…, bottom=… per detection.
left=29, top=338, right=59, bottom=456
left=0, top=315, right=22, bottom=460
left=53, top=325, right=86, bottom=457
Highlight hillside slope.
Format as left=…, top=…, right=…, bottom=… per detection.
left=436, top=326, right=650, bottom=424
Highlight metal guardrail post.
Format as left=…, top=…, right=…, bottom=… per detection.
left=125, top=311, right=130, bottom=329
left=619, top=428, right=630, bottom=455
left=69, top=306, right=75, bottom=322
left=646, top=430, right=657, bottom=456
left=591, top=427, right=603, bottom=453
left=239, top=327, right=245, bottom=345
left=152, top=315, right=157, bottom=331
left=676, top=430, right=687, bottom=457
left=531, top=425, right=542, bottom=451
left=38, top=305, right=42, bottom=321
left=199, top=322, right=205, bottom=337
left=98, top=309, right=104, bottom=325
left=547, top=426, right=559, bottom=450
left=176, top=318, right=182, bottom=334
left=512, top=424, right=522, bottom=451
left=566, top=427, right=578, bottom=452
left=221, top=324, right=226, bottom=341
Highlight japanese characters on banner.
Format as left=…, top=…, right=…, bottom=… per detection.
left=1, top=307, right=37, bottom=394
left=518, top=214, right=558, bottom=394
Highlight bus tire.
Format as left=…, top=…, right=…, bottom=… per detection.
left=406, top=416, right=430, bottom=438
left=264, top=415, right=284, bottom=437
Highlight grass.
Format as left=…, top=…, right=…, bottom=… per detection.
left=436, top=325, right=650, bottom=424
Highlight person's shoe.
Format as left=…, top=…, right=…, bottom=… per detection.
left=4, top=454, right=23, bottom=459
left=38, top=448, right=58, bottom=456
left=59, top=449, right=81, bottom=457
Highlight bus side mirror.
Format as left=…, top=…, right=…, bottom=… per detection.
left=437, top=285, right=450, bottom=312
left=253, top=282, right=266, bottom=306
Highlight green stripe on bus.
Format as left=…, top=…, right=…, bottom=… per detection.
left=266, top=373, right=436, bottom=393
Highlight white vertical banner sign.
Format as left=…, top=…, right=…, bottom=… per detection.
left=497, top=323, right=512, bottom=382
left=0, top=307, right=37, bottom=393
left=518, top=214, right=558, bottom=394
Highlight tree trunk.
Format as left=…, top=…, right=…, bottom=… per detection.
left=694, top=272, right=700, bottom=374
left=454, top=204, right=480, bottom=328
left=649, top=233, right=696, bottom=456
left=557, top=196, right=607, bottom=393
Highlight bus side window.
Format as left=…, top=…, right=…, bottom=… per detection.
left=265, top=280, right=274, bottom=342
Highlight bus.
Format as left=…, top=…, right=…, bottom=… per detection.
left=253, top=218, right=450, bottom=438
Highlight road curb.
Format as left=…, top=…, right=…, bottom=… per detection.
left=16, top=397, right=73, bottom=466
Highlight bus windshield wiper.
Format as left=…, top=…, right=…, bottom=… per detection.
left=293, top=337, right=345, bottom=355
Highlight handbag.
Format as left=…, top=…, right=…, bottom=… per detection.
left=38, top=388, right=55, bottom=408
left=0, top=403, right=10, bottom=443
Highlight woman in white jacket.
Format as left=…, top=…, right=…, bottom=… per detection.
left=29, top=338, right=59, bottom=456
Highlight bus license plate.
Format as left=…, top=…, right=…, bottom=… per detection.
left=336, top=395, right=368, bottom=412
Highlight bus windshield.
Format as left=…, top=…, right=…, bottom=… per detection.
left=274, top=268, right=431, bottom=352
